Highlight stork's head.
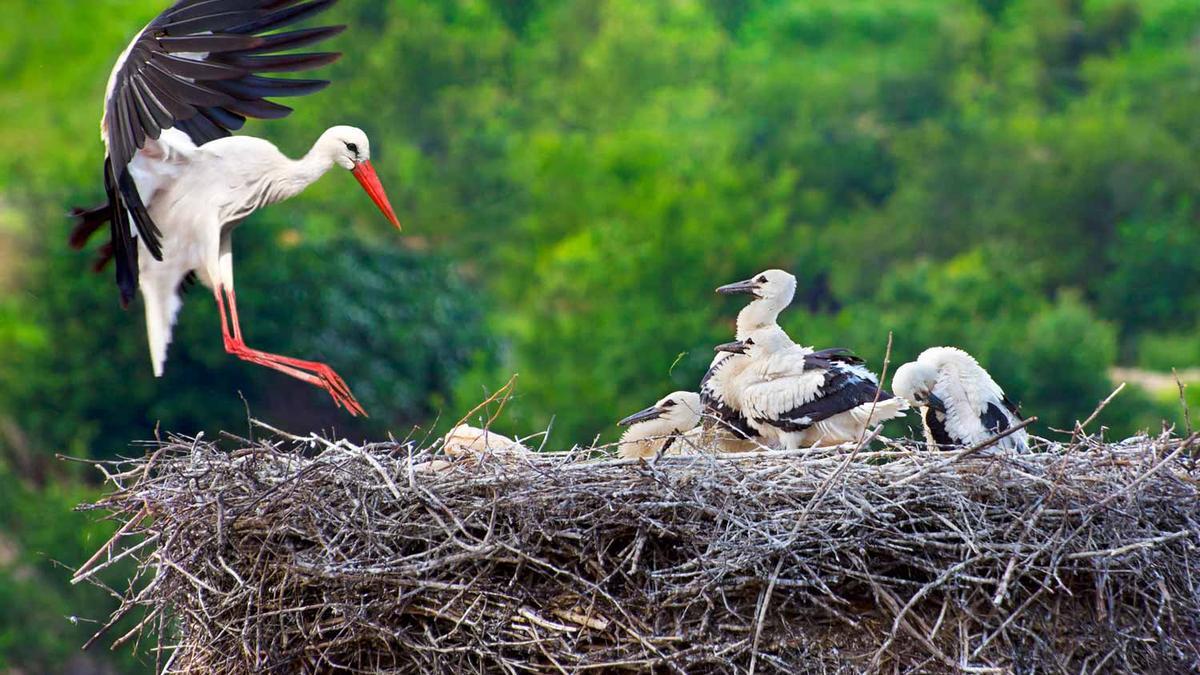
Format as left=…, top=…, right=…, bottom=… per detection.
left=618, top=391, right=702, bottom=433
left=320, top=125, right=401, bottom=229
left=717, top=270, right=797, bottom=336
left=714, top=325, right=792, bottom=359
left=717, top=269, right=796, bottom=304
left=892, top=361, right=945, bottom=411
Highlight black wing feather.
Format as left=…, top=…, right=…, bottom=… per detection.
left=803, top=347, right=865, bottom=370
left=924, top=408, right=957, bottom=447
left=206, top=75, right=330, bottom=99
left=162, top=11, right=265, bottom=35
left=165, top=0, right=270, bottom=22
left=228, top=0, right=338, bottom=34
left=155, top=53, right=247, bottom=80
left=215, top=51, right=340, bottom=72
left=765, top=366, right=892, bottom=432
left=198, top=105, right=247, bottom=130
left=94, top=0, right=342, bottom=303
left=104, top=159, right=139, bottom=308
left=240, top=25, right=347, bottom=54
left=222, top=97, right=294, bottom=119
left=980, top=402, right=1012, bottom=436
left=1001, top=394, right=1023, bottom=421
left=157, top=33, right=264, bottom=53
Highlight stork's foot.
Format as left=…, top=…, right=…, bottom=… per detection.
left=225, top=340, right=368, bottom=416
left=300, top=361, right=367, bottom=417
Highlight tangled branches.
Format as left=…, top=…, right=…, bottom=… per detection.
left=76, top=430, right=1200, bottom=673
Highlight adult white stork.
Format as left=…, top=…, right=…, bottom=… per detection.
left=699, top=269, right=797, bottom=444
left=69, top=0, right=401, bottom=416
left=616, top=391, right=703, bottom=459
left=892, top=347, right=1028, bottom=451
left=716, top=326, right=907, bottom=448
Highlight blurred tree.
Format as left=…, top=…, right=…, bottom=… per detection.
left=0, top=466, right=148, bottom=673
left=1021, top=291, right=1119, bottom=430
left=1099, top=209, right=1200, bottom=334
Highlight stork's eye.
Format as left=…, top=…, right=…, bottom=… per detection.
left=345, top=142, right=359, bottom=154
left=756, top=275, right=767, bottom=283
left=744, top=338, right=755, bottom=345
left=662, top=400, right=677, bottom=408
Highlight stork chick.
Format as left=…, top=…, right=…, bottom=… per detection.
left=892, top=347, right=1027, bottom=451
left=617, top=392, right=703, bottom=459
left=441, top=425, right=531, bottom=459
left=717, top=326, right=907, bottom=449
left=701, top=269, right=797, bottom=443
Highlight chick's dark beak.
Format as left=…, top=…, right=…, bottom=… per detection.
left=927, top=392, right=947, bottom=412
left=714, top=340, right=748, bottom=355
left=715, top=278, right=760, bottom=297
left=619, top=405, right=662, bottom=427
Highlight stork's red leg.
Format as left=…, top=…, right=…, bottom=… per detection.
left=214, top=288, right=367, bottom=416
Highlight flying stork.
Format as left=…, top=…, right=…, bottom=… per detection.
left=69, top=0, right=402, bottom=416
left=616, top=391, right=703, bottom=459
left=715, top=326, right=907, bottom=448
left=892, top=347, right=1028, bottom=451
left=700, top=269, right=797, bottom=445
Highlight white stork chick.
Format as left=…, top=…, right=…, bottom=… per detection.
left=441, top=425, right=531, bottom=459
left=700, top=269, right=797, bottom=443
left=717, top=327, right=908, bottom=449
left=616, top=392, right=703, bottom=459
left=892, top=347, right=1027, bottom=451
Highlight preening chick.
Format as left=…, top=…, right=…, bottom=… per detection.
left=892, top=347, right=1027, bottom=451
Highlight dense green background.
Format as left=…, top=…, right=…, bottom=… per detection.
left=2, top=0, right=1198, bottom=670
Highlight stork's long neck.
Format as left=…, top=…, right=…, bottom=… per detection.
left=735, top=298, right=782, bottom=339
left=265, top=147, right=336, bottom=205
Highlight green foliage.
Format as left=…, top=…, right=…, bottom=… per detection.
left=1021, top=291, right=1119, bottom=431
left=1100, top=210, right=1200, bottom=333
left=0, top=467, right=148, bottom=673
left=1138, top=332, right=1200, bottom=372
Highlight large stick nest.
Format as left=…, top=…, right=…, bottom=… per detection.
left=77, top=429, right=1200, bottom=673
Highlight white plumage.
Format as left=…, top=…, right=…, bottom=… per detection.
left=441, top=425, right=531, bottom=458
left=892, top=347, right=1027, bottom=451
left=616, top=392, right=704, bottom=459
left=718, top=326, right=908, bottom=449
left=72, top=1, right=403, bottom=417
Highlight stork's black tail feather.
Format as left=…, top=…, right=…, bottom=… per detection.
left=70, top=200, right=122, bottom=276
left=92, top=242, right=114, bottom=273
left=69, top=203, right=113, bottom=250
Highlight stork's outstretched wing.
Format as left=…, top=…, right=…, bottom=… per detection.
left=94, top=0, right=344, bottom=306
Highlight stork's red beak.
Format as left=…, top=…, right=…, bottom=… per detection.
left=351, top=161, right=401, bottom=229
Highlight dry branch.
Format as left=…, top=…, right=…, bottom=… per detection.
left=77, top=430, right=1200, bottom=673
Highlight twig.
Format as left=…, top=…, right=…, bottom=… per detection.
left=892, top=417, right=1037, bottom=488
